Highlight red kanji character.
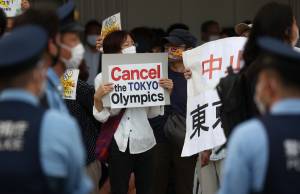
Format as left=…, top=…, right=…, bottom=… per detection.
left=229, top=50, right=242, bottom=72
left=202, top=54, right=222, bottom=80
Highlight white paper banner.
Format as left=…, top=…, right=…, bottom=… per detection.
left=181, top=37, right=247, bottom=157
left=61, top=69, right=79, bottom=100
left=0, top=0, right=21, bottom=17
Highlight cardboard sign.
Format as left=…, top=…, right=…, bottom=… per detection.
left=181, top=37, right=247, bottom=157
left=102, top=53, right=170, bottom=108
left=0, top=0, right=21, bottom=17
left=61, top=69, right=79, bottom=100
left=100, top=13, right=121, bottom=40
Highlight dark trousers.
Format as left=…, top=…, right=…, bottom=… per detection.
left=153, top=142, right=197, bottom=194
left=108, top=139, right=154, bottom=194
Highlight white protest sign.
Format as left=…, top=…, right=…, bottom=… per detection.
left=0, top=0, right=21, bottom=17
left=102, top=53, right=170, bottom=108
left=100, top=13, right=121, bottom=40
left=181, top=37, right=247, bottom=157
left=61, top=69, right=79, bottom=100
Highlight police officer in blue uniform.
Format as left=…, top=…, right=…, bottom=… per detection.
left=42, top=0, right=78, bottom=113
left=0, top=25, right=92, bottom=194
left=218, top=37, right=300, bottom=194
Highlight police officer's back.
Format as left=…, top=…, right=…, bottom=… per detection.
left=0, top=26, right=92, bottom=194
left=218, top=37, right=300, bottom=194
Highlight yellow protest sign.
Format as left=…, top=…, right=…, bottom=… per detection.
left=100, top=13, right=122, bottom=40
left=61, top=69, right=79, bottom=100
left=0, top=0, right=21, bottom=17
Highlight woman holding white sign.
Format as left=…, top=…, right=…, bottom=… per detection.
left=93, top=30, right=173, bottom=194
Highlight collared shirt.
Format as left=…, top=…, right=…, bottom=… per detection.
left=46, top=68, right=69, bottom=113
left=93, top=73, right=164, bottom=154
left=0, top=89, right=92, bottom=194
left=84, top=47, right=100, bottom=86
left=218, top=99, right=300, bottom=194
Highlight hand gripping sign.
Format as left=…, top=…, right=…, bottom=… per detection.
left=102, top=53, right=170, bottom=108
left=181, top=37, right=247, bottom=157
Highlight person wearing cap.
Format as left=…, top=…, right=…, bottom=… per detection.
left=235, top=22, right=252, bottom=37
left=218, top=37, right=300, bottom=194
left=150, top=29, right=197, bottom=194
left=0, top=25, right=92, bottom=194
left=13, top=4, right=70, bottom=113
left=59, top=18, right=85, bottom=70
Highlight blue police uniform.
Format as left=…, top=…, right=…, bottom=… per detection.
left=0, top=25, right=92, bottom=194
left=218, top=38, right=300, bottom=194
left=45, top=67, right=69, bottom=113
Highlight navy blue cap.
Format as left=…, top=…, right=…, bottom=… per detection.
left=258, top=37, right=300, bottom=62
left=57, top=0, right=83, bottom=33
left=164, top=29, right=197, bottom=48
left=57, top=0, right=75, bottom=22
left=0, top=25, right=48, bottom=73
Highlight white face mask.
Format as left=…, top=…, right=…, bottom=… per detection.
left=87, top=35, right=98, bottom=47
left=62, top=43, right=85, bottom=69
left=122, top=46, right=136, bottom=54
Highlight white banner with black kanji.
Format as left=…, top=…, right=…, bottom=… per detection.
left=181, top=37, right=247, bottom=157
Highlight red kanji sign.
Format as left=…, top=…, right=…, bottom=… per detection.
left=202, top=54, right=222, bottom=80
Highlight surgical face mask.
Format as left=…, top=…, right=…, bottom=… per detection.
left=208, top=35, right=220, bottom=41
left=87, top=35, right=98, bottom=47
left=122, top=46, right=136, bottom=54
left=61, top=43, right=85, bottom=69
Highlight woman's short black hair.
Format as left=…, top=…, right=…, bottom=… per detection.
left=243, top=2, right=294, bottom=68
left=103, top=30, right=132, bottom=54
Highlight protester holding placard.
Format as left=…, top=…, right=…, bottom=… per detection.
left=93, top=30, right=173, bottom=194
left=150, top=28, right=198, bottom=194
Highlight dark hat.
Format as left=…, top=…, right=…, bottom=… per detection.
left=258, top=37, right=300, bottom=62
left=164, top=29, right=197, bottom=48
left=0, top=25, right=48, bottom=74
left=57, top=0, right=75, bottom=22
left=56, top=0, right=83, bottom=33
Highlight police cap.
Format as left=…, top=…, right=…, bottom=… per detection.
left=0, top=25, right=48, bottom=75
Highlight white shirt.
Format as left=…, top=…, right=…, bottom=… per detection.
left=93, top=73, right=164, bottom=154
left=84, top=46, right=100, bottom=86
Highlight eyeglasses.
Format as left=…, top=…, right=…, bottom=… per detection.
left=122, top=42, right=137, bottom=49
